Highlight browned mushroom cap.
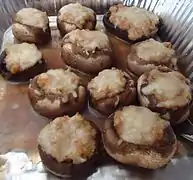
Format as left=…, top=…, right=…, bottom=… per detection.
left=38, top=113, right=101, bottom=177
left=137, top=68, right=192, bottom=124
left=61, top=29, right=113, bottom=75
left=28, top=69, right=87, bottom=119
left=103, top=4, right=160, bottom=43
left=57, top=3, right=96, bottom=36
left=127, top=39, right=178, bottom=76
left=12, top=8, right=51, bottom=45
left=88, top=68, right=136, bottom=116
left=102, top=106, right=177, bottom=169
left=0, top=43, right=47, bottom=83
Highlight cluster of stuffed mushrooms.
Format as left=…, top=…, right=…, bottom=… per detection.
left=0, top=2, right=192, bottom=178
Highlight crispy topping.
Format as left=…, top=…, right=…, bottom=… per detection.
left=38, top=113, right=97, bottom=163
left=5, top=43, right=42, bottom=74
left=109, top=5, right=159, bottom=40
left=37, top=69, right=80, bottom=98
left=88, top=69, right=127, bottom=100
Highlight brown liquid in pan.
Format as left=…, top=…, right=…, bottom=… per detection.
left=0, top=27, right=192, bottom=167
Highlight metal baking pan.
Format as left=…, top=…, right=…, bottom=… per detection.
left=1, top=0, right=193, bottom=179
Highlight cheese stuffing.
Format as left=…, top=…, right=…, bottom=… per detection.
left=38, top=113, right=97, bottom=163
left=5, top=43, right=42, bottom=74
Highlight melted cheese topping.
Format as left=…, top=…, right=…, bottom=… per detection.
left=36, top=98, right=61, bottom=110
left=38, top=114, right=97, bottom=163
left=37, top=69, right=80, bottom=98
left=109, top=5, right=159, bottom=40
left=88, top=69, right=127, bottom=100
left=63, top=29, right=110, bottom=52
left=114, top=106, right=168, bottom=145
left=141, top=69, right=192, bottom=108
left=135, top=39, right=175, bottom=63
left=58, top=3, right=95, bottom=29
left=15, top=8, right=49, bottom=29
left=5, top=43, right=42, bottom=74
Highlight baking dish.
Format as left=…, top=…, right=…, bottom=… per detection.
left=0, top=0, right=193, bottom=179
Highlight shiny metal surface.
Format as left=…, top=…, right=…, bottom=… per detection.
left=39, top=0, right=122, bottom=15
left=1, top=0, right=193, bottom=179
left=1, top=150, right=193, bottom=180
left=181, top=134, right=193, bottom=142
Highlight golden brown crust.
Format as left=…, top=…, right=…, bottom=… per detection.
left=137, top=69, right=192, bottom=124
left=102, top=107, right=177, bottom=169
left=38, top=114, right=97, bottom=162
left=88, top=69, right=136, bottom=116
left=127, top=39, right=177, bottom=76
left=90, top=84, right=136, bottom=116
left=108, top=4, right=160, bottom=41
left=0, top=50, right=47, bottom=83
left=28, top=70, right=87, bottom=118
left=4, top=43, right=42, bottom=74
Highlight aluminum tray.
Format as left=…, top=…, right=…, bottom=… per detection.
left=0, top=0, right=193, bottom=180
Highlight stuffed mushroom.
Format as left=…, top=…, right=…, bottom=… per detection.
left=103, top=105, right=177, bottom=169
left=103, top=4, right=160, bottom=42
left=0, top=43, right=46, bottom=83
left=137, top=68, right=192, bottom=124
left=127, top=39, right=178, bottom=76
left=28, top=69, right=87, bottom=118
left=57, top=3, right=96, bottom=36
left=61, top=29, right=113, bottom=75
left=88, top=68, right=136, bottom=116
left=12, top=8, right=51, bottom=45
left=38, top=113, right=100, bottom=177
